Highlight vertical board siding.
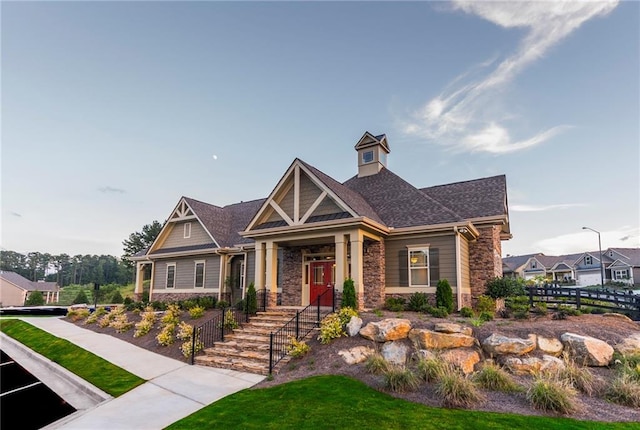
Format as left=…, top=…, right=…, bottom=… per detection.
left=153, top=255, right=220, bottom=290
left=385, top=234, right=457, bottom=288
left=161, top=221, right=215, bottom=249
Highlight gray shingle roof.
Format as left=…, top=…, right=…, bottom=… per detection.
left=420, top=175, right=508, bottom=220
left=502, top=253, right=542, bottom=272
left=0, top=271, right=59, bottom=292
left=343, top=168, right=464, bottom=228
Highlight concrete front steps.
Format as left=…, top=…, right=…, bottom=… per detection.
left=194, top=309, right=301, bottom=375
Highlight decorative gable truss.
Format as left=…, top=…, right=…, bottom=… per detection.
left=148, top=197, right=220, bottom=253
left=246, top=160, right=357, bottom=231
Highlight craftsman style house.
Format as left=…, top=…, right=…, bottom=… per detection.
left=130, top=132, right=511, bottom=309
left=0, top=271, right=60, bottom=307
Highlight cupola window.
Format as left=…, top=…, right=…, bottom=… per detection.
left=362, top=150, right=374, bottom=164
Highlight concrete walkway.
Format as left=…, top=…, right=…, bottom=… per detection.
left=6, top=317, right=265, bottom=430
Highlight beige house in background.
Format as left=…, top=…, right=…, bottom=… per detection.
left=131, top=132, right=511, bottom=310
left=0, top=271, right=60, bottom=307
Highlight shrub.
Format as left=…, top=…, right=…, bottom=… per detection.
left=436, top=368, right=485, bottom=408
left=188, top=305, right=205, bottom=319
left=473, top=362, right=521, bottom=392
left=245, top=282, right=258, bottom=314
left=478, top=311, right=494, bottom=322
left=384, top=297, right=406, bottom=312
left=287, top=337, right=311, bottom=358
left=558, top=355, right=599, bottom=395
left=318, top=313, right=345, bottom=344
left=180, top=332, right=204, bottom=358
left=341, top=278, right=357, bottom=309
left=176, top=321, right=194, bottom=340
left=25, top=291, right=45, bottom=306
left=436, top=279, right=454, bottom=313
left=416, top=355, right=447, bottom=382
left=134, top=307, right=157, bottom=337
left=475, top=295, right=495, bottom=313
left=382, top=365, right=419, bottom=393
left=365, top=353, right=389, bottom=375
left=161, top=304, right=182, bottom=325
left=221, top=308, right=239, bottom=330
left=606, top=374, right=640, bottom=408
left=338, top=307, right=359, bottom=326
left=557, top=305, right=581, bottom=316
left=526, top=375, right=577, bottom=414
left=459, top=307, right=474, bottom=318
left=84, top=307, right=107, bottom=324
left=72, top=289, right=89, bottom=305
left=109, top=308, right=133, bottom=333
left=428, top=306, right=449, bottom=318
left=111, top=290, right=124, bottom=304
left=156, top=324, right=176, bottom=346
left=66, top=308, right=90, bottom=322
left=216, top=301, right=229, bottom=309
left=552, top=309, right=568, bottom=320
left=407, top=292, right=429, bottom=312
left=485, top=277, right=526, bottom=299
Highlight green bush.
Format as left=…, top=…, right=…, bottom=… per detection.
left=318, top=313, right=346, bottom=344
left=382, top=365, right=419, bottom=393
left=506, top=296, right=530, bottom=319
left=111, top=290, right=124, bottom=304
left=341, top=278, right=356, bottom=309
left=485, top=277, right=526, bottom=299
left=436, top=279, right=454, bottom=313
left=606, top=374, right=640, bottom=408
left=384, top=297, right=406, bottom=312
left=472, top=362, right=521, bottom=392
left=428, top=306, right=449, bottom=318
left=407, top=292, right=429, bottom=312
left=478, top=311, right=494, bottom=322
left=416, top=355, right=447, bottom=382
left=216, top=301, right=229, bottom=309
left=459, top=307, right=474, bottom=318
left=245, top=282, right=258, bottom=314
left=25, top=291, right=45, bottom=306
left=338, top=307, right=359, bottom=326
left=365, top=353, right=390, bottom=375
left=436, top=368, right=485, bottom=408
left=475, top=295, right=495, bottom=313
left=72, top=289, right=89, bottom=305
left=527, top=375, right=577, bottom=414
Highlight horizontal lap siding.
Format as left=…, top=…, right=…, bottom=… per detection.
left=246, top=251, right=256, bottom=285
left=153, top=256, right=220, bottom=290
left=460, top=237, right=470, bottom=293
left=385, top=234, right=457, bottom=288
left=161, top=221, right=214, bottom=249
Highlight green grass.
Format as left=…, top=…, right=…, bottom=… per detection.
left=0, top=319, right=144, bottom=397
left=165, top=375, right=637, bottom=430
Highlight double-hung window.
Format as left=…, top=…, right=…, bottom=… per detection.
left=194, top=261, right=205, bottom=288
left=184, top=222, right=191, bottom=239
left=408, top=246, right=430, bottom=287
left=585, top=256, right=593, bottom=265
left=166, top=263, right=176, bottom=289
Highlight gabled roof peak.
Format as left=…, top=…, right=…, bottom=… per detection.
left=354, top=131, right=389, bottom=153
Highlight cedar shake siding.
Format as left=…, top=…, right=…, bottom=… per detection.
left=154, top=256, right=221, bottom=292
left=160, top=221, right=214, bottom=249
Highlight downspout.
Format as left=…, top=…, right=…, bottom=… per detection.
left=455, top=227, right=463, bottom=310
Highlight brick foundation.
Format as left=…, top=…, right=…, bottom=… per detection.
left=469, top=225, right=503, bottom=305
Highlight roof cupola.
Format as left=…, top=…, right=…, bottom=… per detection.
left=355, top=131, right=389, bottom=178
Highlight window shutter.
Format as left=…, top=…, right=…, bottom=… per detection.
left=398, top=249, right=408, bottom=287
left=430, top=248, right=440, bottom=284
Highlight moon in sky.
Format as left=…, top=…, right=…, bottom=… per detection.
left=213, top=154, right=218, bottom=160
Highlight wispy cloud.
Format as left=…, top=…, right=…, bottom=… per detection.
left=535, top=226, right=640, bottom=255
left=511, top=203, right=587, bottom=212
left=10, top=211, right=22, bottom=217
left=98, top=186, right=126, bottom=194
left=402, top=0, right=618, bottom=154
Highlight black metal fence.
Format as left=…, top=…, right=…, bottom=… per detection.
left=268, top=288, right=336, bottom=374
left=527, top=286, right=640, bottom=319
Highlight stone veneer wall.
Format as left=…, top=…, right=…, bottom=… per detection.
left=363, top=240, right=386, bottom=309
left=281, top=247, right=303, bottom=306
left=469, top=225, right=503, bottom=304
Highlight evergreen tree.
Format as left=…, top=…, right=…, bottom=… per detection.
left=25, top=291, right=45, bottom=306
left=436, top=279, right=454, bottom=313
left=73, top=289, right=89, bottom=305
left=341, top=278, right=357, bottom=309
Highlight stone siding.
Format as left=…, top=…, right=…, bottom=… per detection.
left=469, top=225, right=503, bottom=305
left=363, top=239, right=386, bottom=309
left=281, top=247, right=303, bottom=306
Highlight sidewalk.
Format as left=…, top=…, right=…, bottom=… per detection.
left=10, top=317, right=265, bottom=430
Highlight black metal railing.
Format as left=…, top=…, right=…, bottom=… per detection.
left=268, top=288, right=336, bottom=374
left=189, top=307, right=248, bottom=364
left=527, top=286, right=640, bottom=319
left=256, top=288, right=267, bottom=312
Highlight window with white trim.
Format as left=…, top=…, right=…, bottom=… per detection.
left=613, top=269, right=628, bottom=280
left=184, top=222, right=191, bottom=239
left=166, top=263, right=176, bottom=289
left=531, top=261, right=537, bottom=269
left=239, top=262, right=245, bottom=290
left=194, top=261, right=205, bottom=288
left=408, top=247, right=430, bottom=287
left=585, top=256, right=593, bottom=265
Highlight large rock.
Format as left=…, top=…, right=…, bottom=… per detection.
left=503, top=355, right=565, bottom=375
left=602, top=313, right=633, bottom=322
left=359, top=318, right=412, bottom=342
left=440, top=349, right=480, bottom=375
left=561, top=332, right=613, bottom=366
left=434, top=322, right=473, bottom=336
left=338, top=346, right=374, bottom=365
left=482, top=334, right=536, bottom=357
left=537, top=336, right=563, bottom=356
left=408, top=328, right=477, bottom=349
left=381, top=341, right=410, bottom=365
left=615, top=333, right=640, bottom=355
left=346, top=316, right=363, bottom=337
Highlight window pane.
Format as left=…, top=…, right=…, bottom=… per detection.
left=362, top=151, right=374, bottom=164
left=314, top=266, right=324, bottom=284
left=409, top=250, right=428, bottom=267
left=167, top=266, right=175, bottom=288
left=411, top=268, right=428, bottom=285
left=195, top=263, right=204, bottom=288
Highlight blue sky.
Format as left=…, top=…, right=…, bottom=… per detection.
left=2, top=1, right=638, bottom=259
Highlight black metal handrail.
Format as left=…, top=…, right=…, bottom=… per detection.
left=189, top=307, right=248, bottom=364
left=268, top=288, right=336, bottom=374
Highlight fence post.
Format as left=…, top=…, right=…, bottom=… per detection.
left=575, top=288, right=581, bottom=310
left=528, top=287, right=534, bottom=307
left=295, top=311, right=300, bottom=339
left=190, top=325, right=196, bottom=365
left=269, top=332, right=274, bottom=375
left=332, top=288, right=336, bottom=312
left=221, top=307, right=226, bottom=342
left=316, top=295, right=321, bottom=327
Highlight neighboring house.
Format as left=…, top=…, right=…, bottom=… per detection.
left=0, top=271, right=60, bottom=307
left=503, top=248, right=640, bottom=287
left=502, top=253, right=542, bottom=278
left=131, top=132, right=511, bottom=309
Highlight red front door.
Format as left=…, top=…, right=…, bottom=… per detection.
left=310, top=261, right=334, bottom=306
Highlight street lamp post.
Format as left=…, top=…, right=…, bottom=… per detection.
left=582, top=226, right=604, bottom=287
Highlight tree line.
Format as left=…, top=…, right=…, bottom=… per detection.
left=1, top=220, right=164, bottom=287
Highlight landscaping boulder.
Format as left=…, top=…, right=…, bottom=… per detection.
left=602, top=313, right=633, bottom=322
left=408, top=328, right=476, bottom=349
left=503, top=355, right=565, bottom=375
left=482, top=334, right=536, bottom=357
left=434, top=322, right=473, bottom=336
left=614, top=333, right=640, bottom=355
left=439, top=349, right=480, bottom=375
left=560, top=332, right=613, bottom=366
left=381, top=341, right=409, bottom=365
left=359, top=318, right=412, bottom=342
left=338, top=346, right=374, bottom=365
left=346, top=316, right=363, bottom=337
left=537, top=336, right=563, bottom=356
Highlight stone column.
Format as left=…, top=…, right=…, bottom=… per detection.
left=469, top=225, right=503, bottom=305
left=363, top=239, right=385, bottom=309
left=350, top=230, right=364, bottom=310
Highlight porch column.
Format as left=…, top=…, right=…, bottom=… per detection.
left=335, top=234, right=347, bottom=292
left=134, top=262, right=146, bottom=301
left=350, top=230, right=364, bottom=309
left=265, top=240, right=279, bottom=307
left=255, top=242, right=265, bottom=291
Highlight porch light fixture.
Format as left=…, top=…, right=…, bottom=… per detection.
left=582, top=226, right=604, bottom=287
